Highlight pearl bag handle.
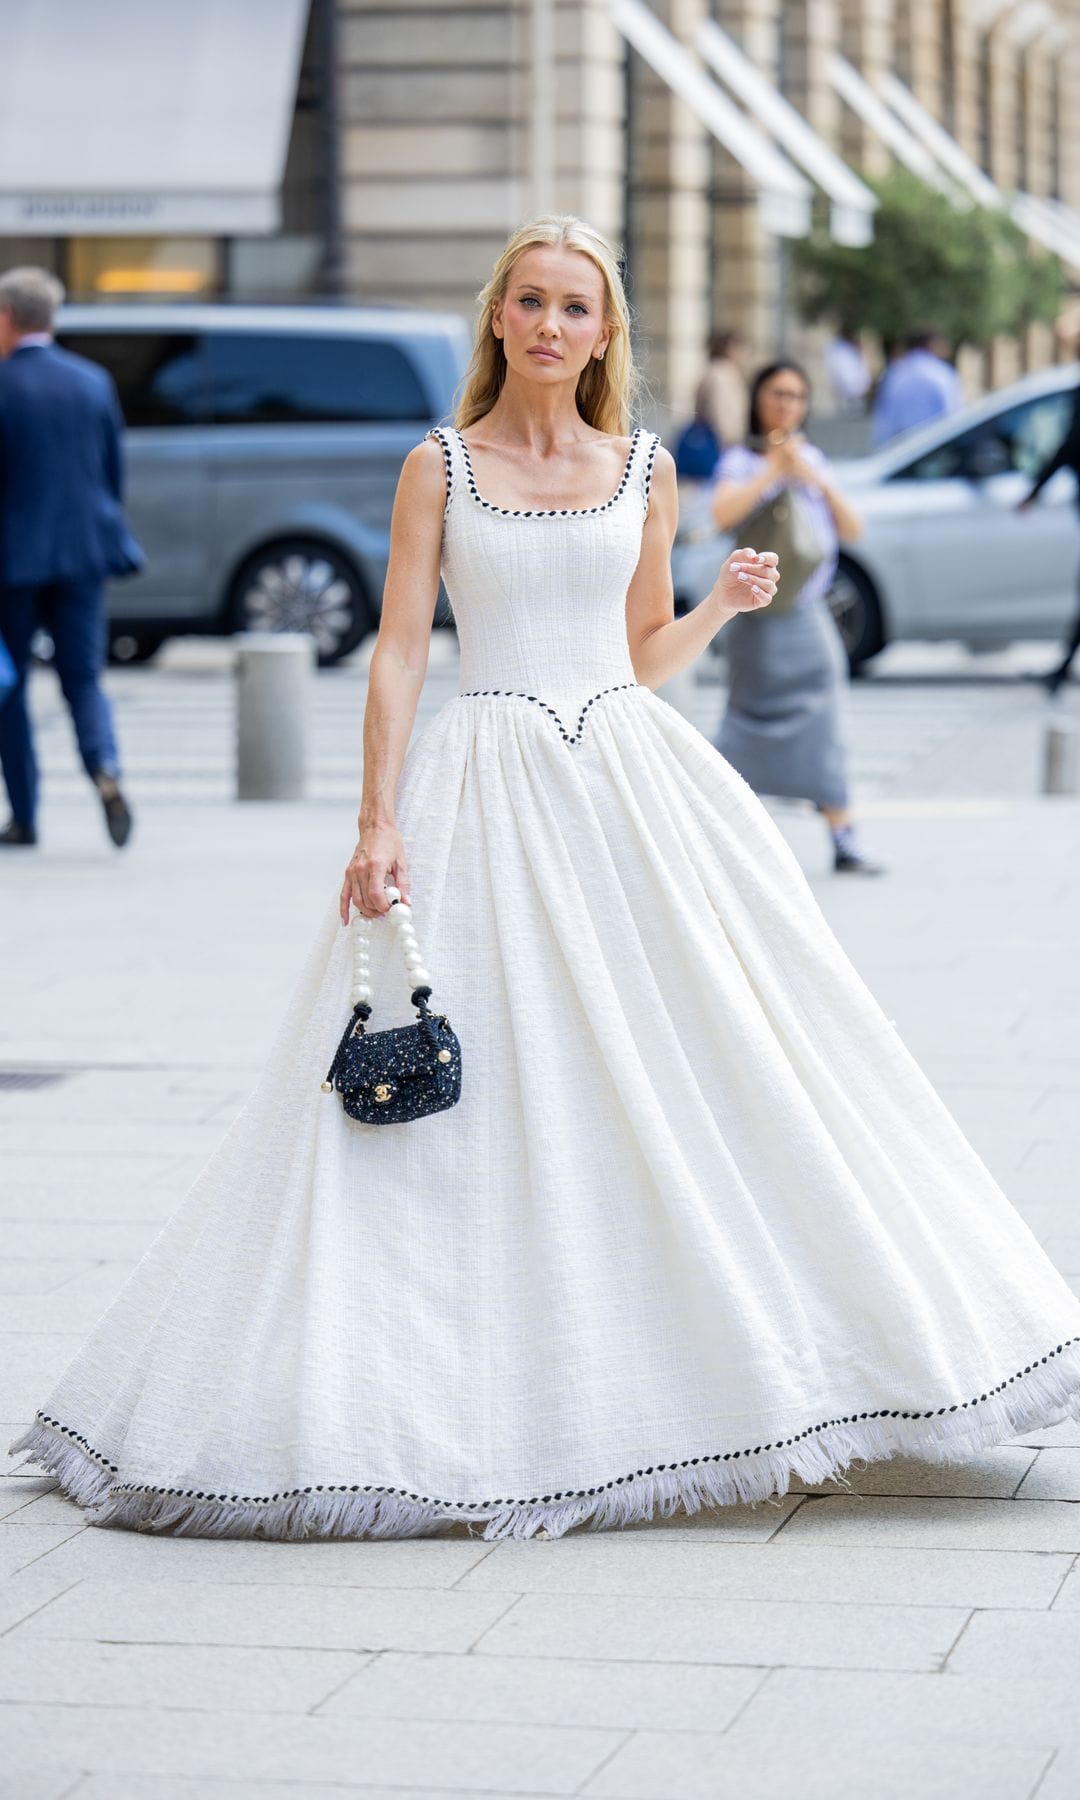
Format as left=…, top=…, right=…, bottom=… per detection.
left=349, top=885, right=433, bottom=1011
left=321, top=886, right=443, bottom=1093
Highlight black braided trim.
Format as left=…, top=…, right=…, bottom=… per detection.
left=425, top=427, right=454, bottom=519
left=452, top=425, right=644, bottom=517
left=29, top=1334, right=1080, bottom=1512
left=454, top=682, right=640, bottom=745
left=642, top=430, right=660, bottom=511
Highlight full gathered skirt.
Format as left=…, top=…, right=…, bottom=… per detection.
left=11, top=683, right=1080, bottom=1540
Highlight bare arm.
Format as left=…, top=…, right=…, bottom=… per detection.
left=627, top=447, right=778, bottom=691
left=813, top=471, right=862, bottom=541
left=339, top=435, right=446, bottom=923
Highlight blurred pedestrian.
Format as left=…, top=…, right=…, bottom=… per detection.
left=0, top=629, right=15, bottom=705
left=710, top=359, right=885, bottom=875
left=0, top=267, right=143, bottom=848
left=870, top=328, right=964, bottom=448
left=1018, top=375, right=1080, bottom=696
left=824, top=328, right=871, bottom=416
left=692, top=329, right=749, bottom=452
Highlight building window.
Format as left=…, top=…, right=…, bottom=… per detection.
left=1015, top=49, right=1028, bottom=192
left=941, top=1, right=957, bottom=134
left=894, top=0, right=913, bottom=86
left=1049, top=61, right=1061, bottom=199
left=977, top=35, right=992, bottom=174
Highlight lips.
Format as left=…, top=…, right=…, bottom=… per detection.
left=528, top=348, right=561, bottom=361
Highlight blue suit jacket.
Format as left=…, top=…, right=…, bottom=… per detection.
left=0, top=341, right=145, bottom=589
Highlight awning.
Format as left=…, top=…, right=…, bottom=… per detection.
left=0, top=0, right=310, bottom=236
left=828, top=54, right=956, bottom=197
left=694, top=20, right=877, bottom=246
left=876, top=70, right=1080, bottom=269
left=609, top=0, right=813, bottom=238
left=876, top=71, right=1002, bottom=209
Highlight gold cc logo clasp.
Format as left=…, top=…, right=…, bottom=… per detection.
left=374, top=1083, right=392, bottom=1103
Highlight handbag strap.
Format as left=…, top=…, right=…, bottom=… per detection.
left=321, top=890, right=441, bottom=1092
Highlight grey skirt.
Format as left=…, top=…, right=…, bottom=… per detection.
left=713, top=598, right=850, bottom=809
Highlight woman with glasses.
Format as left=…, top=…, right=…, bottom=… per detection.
left=711, top=359, right=884, bottom=875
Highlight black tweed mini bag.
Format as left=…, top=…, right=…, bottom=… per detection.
left=321, top=889, right=462, bottom=1125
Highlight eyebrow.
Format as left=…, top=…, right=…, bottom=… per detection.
left=513, top=284, right=594, bottom=300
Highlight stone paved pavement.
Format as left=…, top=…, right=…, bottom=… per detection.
left=0, top=642, right=1079, bottom=1799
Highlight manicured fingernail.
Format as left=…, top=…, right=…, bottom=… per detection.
left=737, top=572, right=749, bottom=582
left=731, top=563, right=746, bottom=572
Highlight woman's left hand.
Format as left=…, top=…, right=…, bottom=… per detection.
left=712, top=547, right=780, bottom=616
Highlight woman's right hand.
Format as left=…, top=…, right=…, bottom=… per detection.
left=339, top=824, right=412, bottom=924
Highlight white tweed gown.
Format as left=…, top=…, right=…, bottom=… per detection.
left=12, top=422, right=1080, bottom=1541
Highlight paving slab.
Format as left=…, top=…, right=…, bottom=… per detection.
left=730, top=1664, right=1080, bottom=1749
left=944, top=1608, right=1080, bottom=1679
left=581, top=1722, right=1052, bottom=1800
left=9, top=1577, right=520, bottom=1656
left=471, top=1591, right=968, bottom=1672
left=776, top=1493, right=1080, bottom=1552
left=455, top=1538, right=1070, bottom=1609
left=25, top=1531, right=499, bottom=1591
left=315, top=1649, right=766, bottom=1730
left=0, top=1638, right=368, bottom=1713
left=0, top=1704, right=626, bottom=1792
left=0, top=1522, right=84, bottom=1578
left=0, top=1772, right=84, bottom=1800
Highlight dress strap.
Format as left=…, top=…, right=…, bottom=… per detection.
left=424, top=425, right=461, bottom=521
left=635, top=429, right=661, bottom=514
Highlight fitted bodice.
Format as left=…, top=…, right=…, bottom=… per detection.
left=426, top=424, right=660, bottom=725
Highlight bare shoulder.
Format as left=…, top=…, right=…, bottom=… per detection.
left=396, top=432, right=451, bottom=507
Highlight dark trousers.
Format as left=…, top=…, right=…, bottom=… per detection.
left=1053, top=552, right=1080, bottom=678
left=0, top=580, right=120, bottom=829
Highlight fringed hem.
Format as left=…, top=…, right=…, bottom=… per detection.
left=10, top=1344, right=1080, bottom=1544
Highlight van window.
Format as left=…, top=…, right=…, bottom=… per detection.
left=56, top=332, right=207, bottom=427
left=205, top=333, right=429, bottom=424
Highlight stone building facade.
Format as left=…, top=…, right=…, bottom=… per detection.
left=337, top=0, right=1080, bottom=426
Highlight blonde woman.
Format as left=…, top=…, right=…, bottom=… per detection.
left=12, top=215, right=1080, bottom=1543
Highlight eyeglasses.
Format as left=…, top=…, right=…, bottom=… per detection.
left=767, top=388, right=807, bottom=402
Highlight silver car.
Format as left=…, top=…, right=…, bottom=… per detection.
left=672, top=364, right=1080, bottom=671
left=55, top=303, right=471, bottom=665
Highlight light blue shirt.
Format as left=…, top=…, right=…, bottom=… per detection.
left=871, top=348, right=964, bottom=448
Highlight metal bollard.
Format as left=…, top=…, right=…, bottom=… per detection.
left=235, top=632, right=315, bottom=801
left=1042, top=718, right=1078, bottom=796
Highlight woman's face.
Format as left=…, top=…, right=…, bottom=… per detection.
left=756, top=369, right=809, bottom=437
left=492, top=244, right=611, bottom=385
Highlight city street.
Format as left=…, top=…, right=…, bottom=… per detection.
left=1, top=638, right=1079, bottom=1800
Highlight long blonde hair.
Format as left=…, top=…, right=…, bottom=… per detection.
left=451, top=213, right=646, bottom=437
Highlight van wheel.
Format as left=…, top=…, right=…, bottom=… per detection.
left=228, top=539, right=372, bottom=666
left=826, top=557, right=885, bottom=676
left=109, top=630, right=165, bottom=666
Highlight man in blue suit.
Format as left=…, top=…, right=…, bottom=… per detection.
left=0, top=266, right=144, bottom=847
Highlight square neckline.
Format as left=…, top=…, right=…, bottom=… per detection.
left=448, top=424, right=645, bottom=518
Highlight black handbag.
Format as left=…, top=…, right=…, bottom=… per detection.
left=321, top=888, right=462, bottom=1124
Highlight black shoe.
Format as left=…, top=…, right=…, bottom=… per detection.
left=0, top=819, right=37, bottom=847
left=834, top=846, right=887, bottom=875
left=94, top=775, right=133, bottom=848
